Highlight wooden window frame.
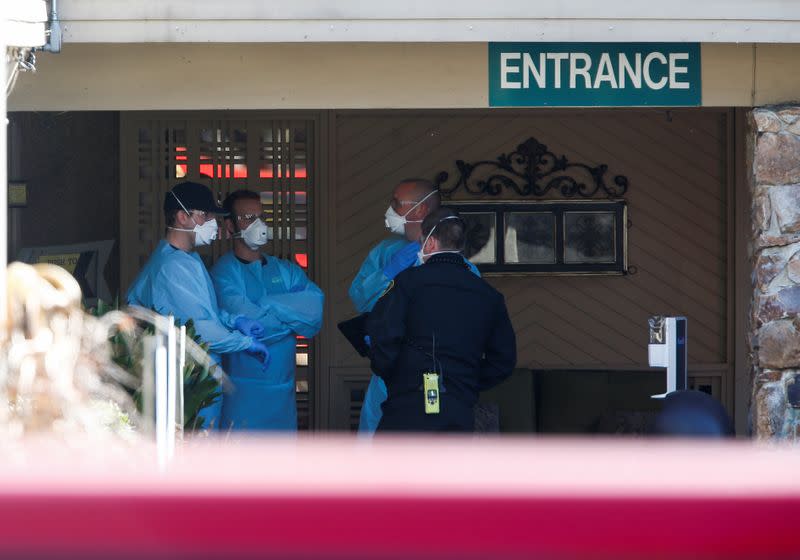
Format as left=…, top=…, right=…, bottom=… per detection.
left=447, top=199, right=628, bottom=276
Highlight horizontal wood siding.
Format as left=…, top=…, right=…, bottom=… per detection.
left=332, top=109, right=729, bottom=371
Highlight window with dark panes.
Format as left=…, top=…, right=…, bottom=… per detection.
left=449, top=201, right=627, bottom=275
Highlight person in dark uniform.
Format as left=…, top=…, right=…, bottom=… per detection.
left=366, top=208, right=517, bottom=432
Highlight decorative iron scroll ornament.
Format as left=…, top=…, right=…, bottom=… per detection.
left=433, top=137, right=628, bottom=199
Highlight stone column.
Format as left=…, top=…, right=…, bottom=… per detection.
left=750, top=106, right=800, bottom=440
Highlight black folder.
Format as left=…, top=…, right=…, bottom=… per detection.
left=337, top=313, right=370, bottom=357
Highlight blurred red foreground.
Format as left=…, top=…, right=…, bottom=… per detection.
left=0, top=436, right=797, bottom=559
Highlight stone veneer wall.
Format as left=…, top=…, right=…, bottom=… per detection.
left=750, top=105, right=800, bottom=439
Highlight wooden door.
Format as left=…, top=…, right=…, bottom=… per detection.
left=121, top=111, right=321, bottom=429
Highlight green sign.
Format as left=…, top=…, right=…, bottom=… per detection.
left=489, top=43, right=701, bottom=107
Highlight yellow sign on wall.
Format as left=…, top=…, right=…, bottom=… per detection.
left=8, top=182, right=27, bottom=207
left=37, top=253, right=81, bottom=274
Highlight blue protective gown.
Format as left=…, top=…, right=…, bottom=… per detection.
left=349, top=237, right=479, bottom=435
left=127, top=240, right=252, bottom=429
left=211, top=252, right=324, bottom=431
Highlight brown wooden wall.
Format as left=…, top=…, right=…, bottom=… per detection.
left=326, top=109, right=733, bottom=425
left=8, top=112, right=121, bottom=297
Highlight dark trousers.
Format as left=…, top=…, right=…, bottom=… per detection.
left=377, top=393, right=475, bottom=433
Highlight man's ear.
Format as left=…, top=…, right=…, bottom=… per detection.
left=175, top=210, right=191, bottom=227
left=424, top=235, right=437, bottom=253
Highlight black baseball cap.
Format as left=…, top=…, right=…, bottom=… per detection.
left=163, top=181, right=227, bottom=215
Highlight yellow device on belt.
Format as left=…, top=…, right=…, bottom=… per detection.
left=423, top=372, right=440, bottom=414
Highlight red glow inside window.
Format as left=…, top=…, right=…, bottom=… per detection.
left=258, top=167, right=308, bottom=179
left=199, top=164, right=248, bottom=179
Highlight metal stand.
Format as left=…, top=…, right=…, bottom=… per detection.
left=151, top=315, right=184, bottom=470
left=648, top=316, right=688, bottom=399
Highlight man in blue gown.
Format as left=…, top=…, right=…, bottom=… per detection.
left=127, top=182, right=269, bottom=430
left=211, top=190, right=324, bottom=431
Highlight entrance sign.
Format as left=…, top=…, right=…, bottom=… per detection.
left=489, top=43, right=701, bottom=107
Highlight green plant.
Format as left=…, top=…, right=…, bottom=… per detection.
left=181, top=321, right=222, bottom=431
left=89, top=301, right=222, bottom=432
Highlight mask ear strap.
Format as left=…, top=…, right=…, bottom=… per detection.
left=171, top=191, right=195, bottom=224
left=171, top=191, right=190, bottom=214
left=404, top=189, right=439, bottom=219
left=421, top=215, right=462, bottom=254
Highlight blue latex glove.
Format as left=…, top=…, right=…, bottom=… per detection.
left=364, top=335, right=371, bottom=347
left=235, top=316, right=265, bottom=338
left=245, top=340, right=270, bottom=368
left=382, top=242, right=420, bottom=279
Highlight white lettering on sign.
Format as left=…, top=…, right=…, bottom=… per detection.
left=643, top=52, right=668, bottom=90
left=500, top=52, right=521, bottom=89
left=500, top=49, right=692, bottom=91
left=669, top=52, right=690, bottom=89
left=618, top=53, right=642, bottom=88
left=547, top=53, right=568, bottom=88
left=569, top=53, right=592, bottom=89
left=594, top=53, right=618, bottom=89
left=522, top=52, right=546, bottom=88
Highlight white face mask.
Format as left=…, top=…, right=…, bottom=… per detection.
left=168, top=191, right=219, bottom=247
left=384, top=190, right=439, bottom=235
left=237, top=218, right=269, bottom=250
left=192, top=219, right=219, bottom=247
left=417, top=216, right=463, bottom=263
left=384, top=206, right=408, bottom=236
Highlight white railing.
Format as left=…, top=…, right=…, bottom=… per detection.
left=140, top=313, right=185, bottom=469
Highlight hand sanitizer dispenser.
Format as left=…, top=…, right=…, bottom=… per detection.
left=648, top=315, right=687, bottom=399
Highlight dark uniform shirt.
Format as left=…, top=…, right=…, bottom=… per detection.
left=366, top=252, right=517, bottom=432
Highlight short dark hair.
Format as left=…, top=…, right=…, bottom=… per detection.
left=399, top=178, right=441, bottom=211
left=223, top=189, right=261, bottom=220
left=165, top=208, right=180, bottom=228
left=421, top=208, right=466, bottom=252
